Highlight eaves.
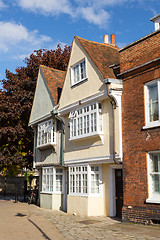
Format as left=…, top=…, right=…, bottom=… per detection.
left=118, top=57, right=160, bottom=79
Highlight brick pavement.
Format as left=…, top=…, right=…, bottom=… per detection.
left=0, top=199, right=159, bottom=240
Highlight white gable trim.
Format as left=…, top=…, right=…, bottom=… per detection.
left=28, top=113, right=52, bottom=127
left=29, top=67, right=55, bottom=126
left=58, top=90, right=108, bottom=116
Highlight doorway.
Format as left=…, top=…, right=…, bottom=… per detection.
left=115, top=169, right=123, bottom=218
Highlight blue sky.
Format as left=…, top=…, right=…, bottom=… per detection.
left=0, top=0, right=160, bottom=86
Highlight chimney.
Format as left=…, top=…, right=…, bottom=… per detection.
left=150, top=14, right=160, bottom=31
left=104, top=35, right=109, bottom=44
left=111, top=34, right=115, bottom=45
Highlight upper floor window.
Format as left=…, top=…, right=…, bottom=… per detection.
left=69, top=102, right=102, bottom=140
left=144, top=79, right=160, bottom=128
left=71, top=59, right=87, bottom=86
left=37, top=119, right=56, bottom=148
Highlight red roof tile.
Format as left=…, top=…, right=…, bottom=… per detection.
left=40, top=65, right=66, bottom=104
left=76, top=36, right=119, bottom=79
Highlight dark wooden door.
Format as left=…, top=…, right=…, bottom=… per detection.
left=115, top=169, right=123, bottom=218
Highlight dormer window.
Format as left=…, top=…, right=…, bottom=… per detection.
left=37, top=119, right=56, bottom=148
left=150, top=14, right=160, bottom=31
left=71, top=59, right=87, bottom=86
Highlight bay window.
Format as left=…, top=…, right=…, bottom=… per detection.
left=42, top=167, right=53, bottom=192
left=91, top=166, right=100, bottom=194
left=56, top=168, right=63, bottom=192
left=69, top=165, right=102, bottom=196
left=70, top=166, right=88, bottom=194
left=37, top=119, right=56, bottom=147
left=69, top=102, right=102, bottom=140
left=42, top=167, right=64, bottom=193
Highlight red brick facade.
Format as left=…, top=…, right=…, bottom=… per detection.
left=119, top=30, right=160, bottom=224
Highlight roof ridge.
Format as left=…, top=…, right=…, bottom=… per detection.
left=75, top=36, right=119, bottom=50
left=40, top=65, right=66, bottom=72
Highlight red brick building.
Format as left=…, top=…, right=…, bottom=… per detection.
left=119, top=15, right=160, bottom=224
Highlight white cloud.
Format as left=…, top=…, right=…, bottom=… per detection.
left=15, top=0, right=112, bottom=27
left=0, top=21, right=52, bottom=52
left=16, top=0, right=73, bottom=16
left=0, top=0, right=7, bottom=9
left=15, top=0, right=147, bottom=28
left=78, top=7, right=110, bottom=27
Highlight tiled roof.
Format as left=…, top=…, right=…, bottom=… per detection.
left=40, top=65, right=66, bottom=104
left=76, top=36, right=119, bottom=79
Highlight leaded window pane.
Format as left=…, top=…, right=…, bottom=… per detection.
left=74, top=65, right=79, bottom=83
left=69, top=103, right=102, bottom=139
left=37, top=120, right=55, bottom=146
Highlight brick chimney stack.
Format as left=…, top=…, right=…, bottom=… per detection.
left=111, top=34, right=115, bottom=45
left=104, top=35, right=109, bottom=44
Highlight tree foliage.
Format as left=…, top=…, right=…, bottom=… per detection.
left=0, top=44, right=71, bottom=173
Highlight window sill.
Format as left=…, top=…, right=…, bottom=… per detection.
left=40, top=191, right=53, bottom=195
left=69, top=132, right=103, bottom=142
left=40, top=191, right=63, bottom=194
left=37, top=143, right=56, bottom=150
left=146, top=198, right=160, bottom=204
left=69, top=193, right=102, bottom=197
left=71, top=78, right=88, bottom=88
left=143, top=121, right=160, bottom=130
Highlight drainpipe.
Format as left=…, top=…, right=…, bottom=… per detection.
left=51, top=109, right=64, bottom=166
left=106, top=83, right=120, bottom=165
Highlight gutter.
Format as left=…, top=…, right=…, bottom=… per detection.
left=118, top=57, right=160, bottom=78
left=106, top=83, right=119, bottom=164
left=51, top=108, right=64, bottom=166
left=105, top=78, right=123, bottom=164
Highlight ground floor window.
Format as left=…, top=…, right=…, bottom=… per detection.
left=56, top=168, right=63, bottom=192
left=42, top=168, right=53, bottom=192
left=147, top=152, right=160, bottom=203
left=91, top=166, right=100, bottom=194
left=70, top=166, right=88, bottom=194
left=69, top=165, right=102, bottom=196
left=42, top=167, right=64, bottom=193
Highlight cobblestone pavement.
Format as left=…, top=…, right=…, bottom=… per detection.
left=35, top=207, right=160, bottom=240
left=0, top=198, right=160, bottom=240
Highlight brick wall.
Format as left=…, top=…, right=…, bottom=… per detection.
left=0, top=176, right=25, bottom=196
left=122, top=205, right=160, bottom=224
left=120, top=30, right=160, bottom=223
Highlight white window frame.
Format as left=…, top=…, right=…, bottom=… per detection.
left=69, top=102, right=103, bottom=140
left=146, top=151, right=160, bottom=204
left=70, top=59, right=87, bottom=86
left=55, top=168, right=64, bottom=193
left=69, top=165, right=102, bottom=197
left=90, top=166, right=101, bottom=194
left=144, top=79, right=160, bottom=129
left=37, top=119, right=56, bottom=148
left=41, top=167, right=64, bottom=194
left=42, top=167, right=53, bottom=192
